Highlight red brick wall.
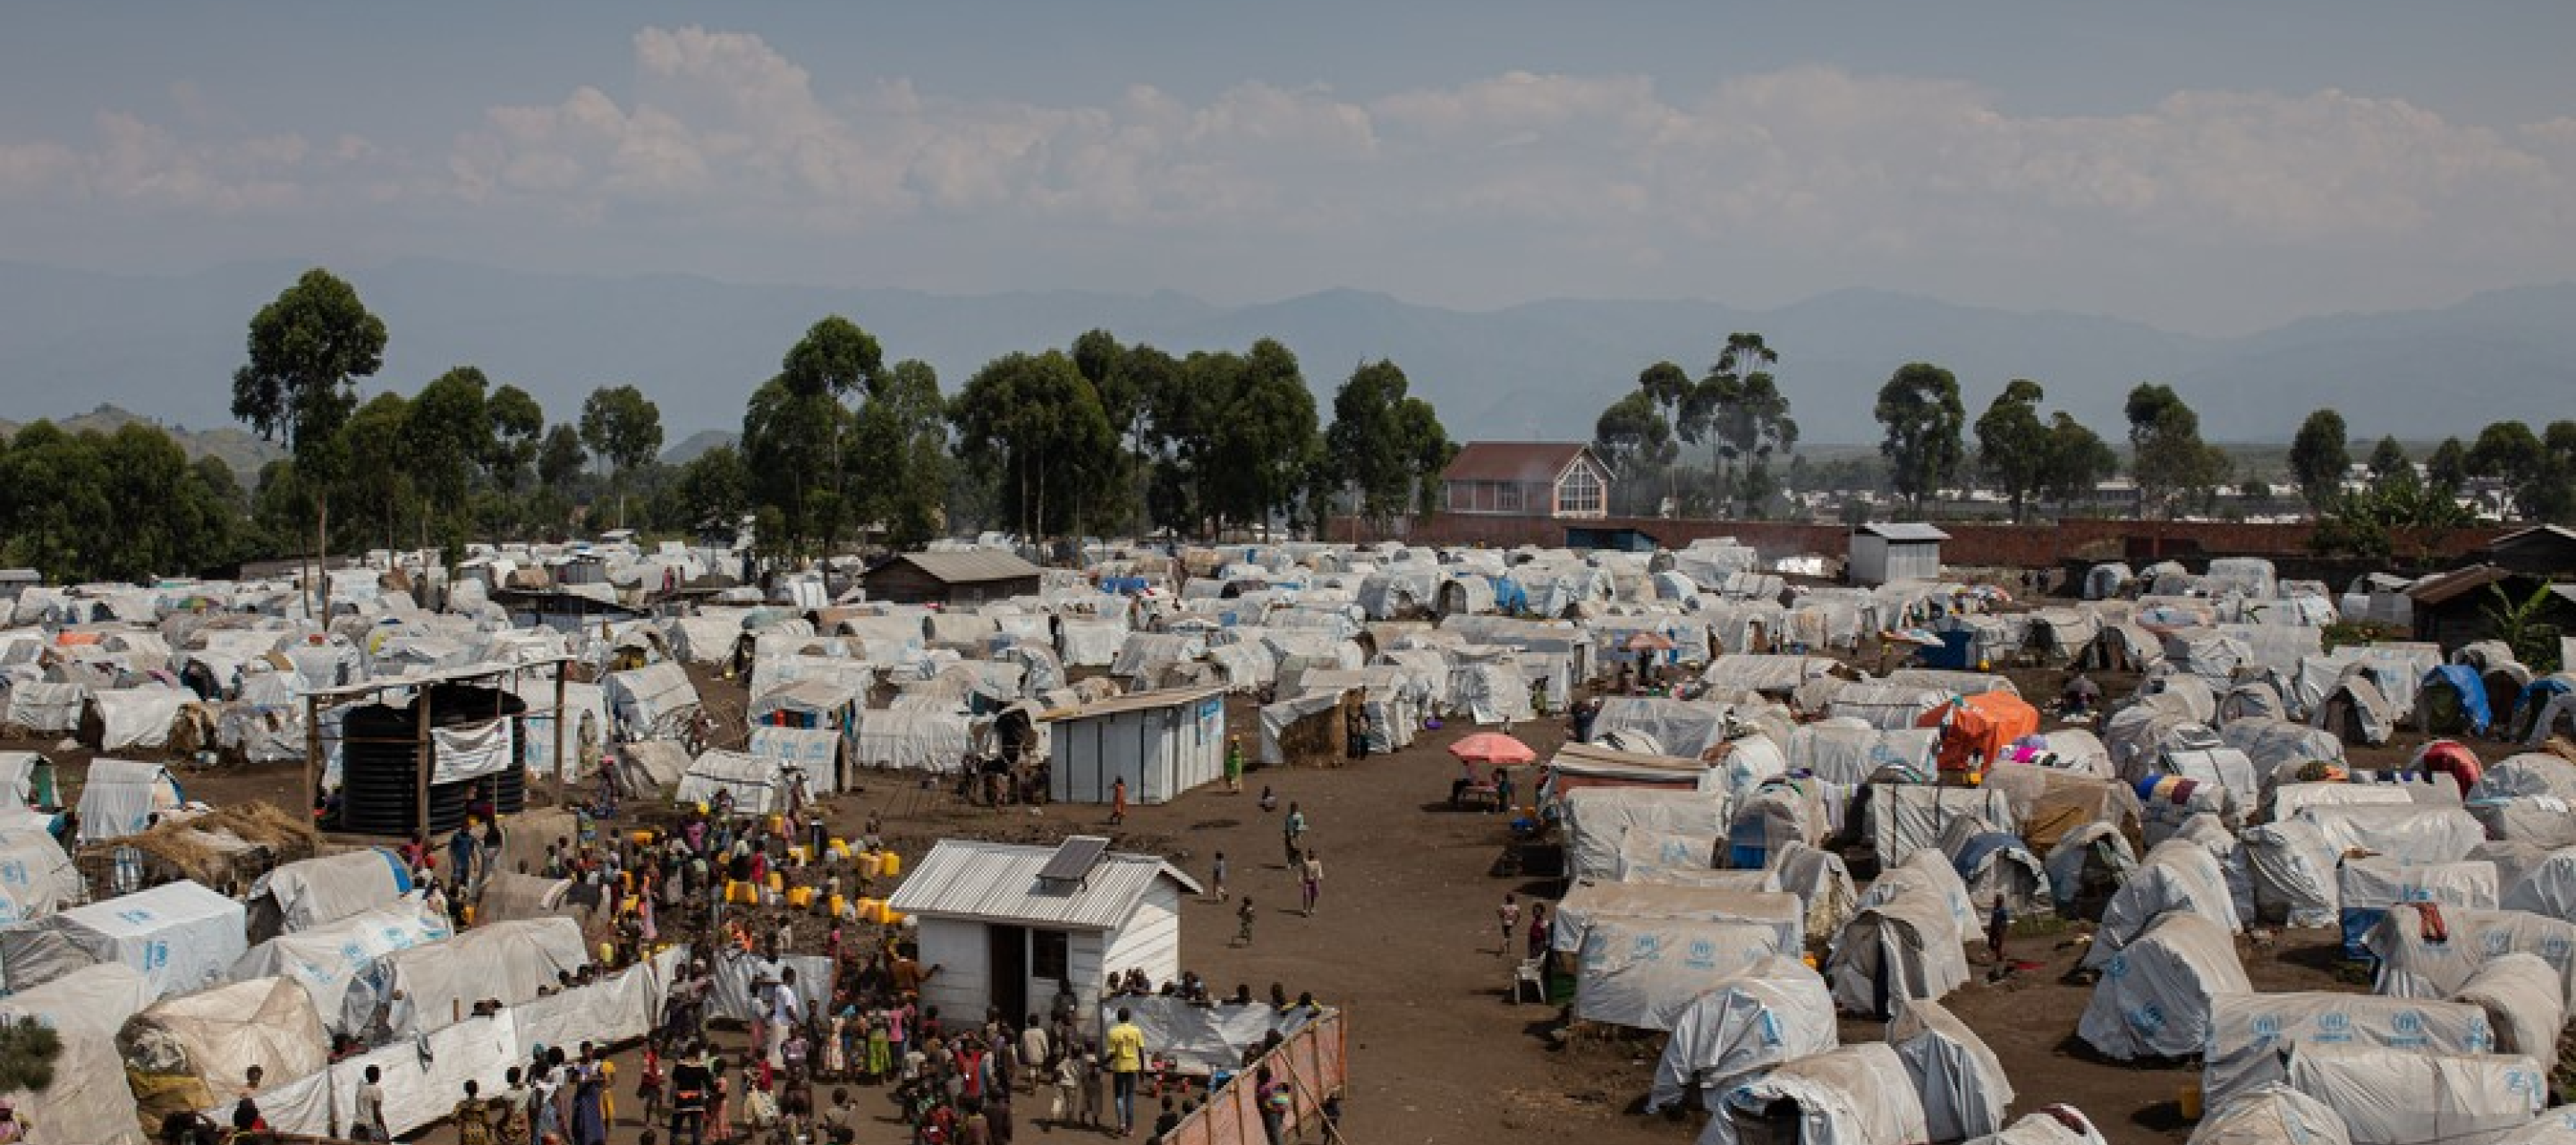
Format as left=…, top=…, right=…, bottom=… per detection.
left=1332, top=513, right=2508, bottom=569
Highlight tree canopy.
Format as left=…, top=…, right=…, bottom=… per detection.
left=2124, top=383, right=2229, bottom=517
left=1324, top=360, right=1453, bottom=527
left=1874, top=362, right=1966, bottom=510
left=2287, top=409, right=2350, bottom=511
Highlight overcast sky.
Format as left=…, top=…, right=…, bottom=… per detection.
left=6, top=1, right=2574, bottom=335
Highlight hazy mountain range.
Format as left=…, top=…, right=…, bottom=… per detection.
left=1, top=259, right=2569, bottom=460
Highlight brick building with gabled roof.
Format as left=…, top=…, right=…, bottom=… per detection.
left=1441, top=442, right=1610, bottom=519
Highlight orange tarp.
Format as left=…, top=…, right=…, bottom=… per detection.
left=1918, top=691, right=2041, bottom=773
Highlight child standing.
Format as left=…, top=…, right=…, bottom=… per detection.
left=1497, top=894, right=1521, bottom=958
left=1211, top=852, right=1229, bottom=902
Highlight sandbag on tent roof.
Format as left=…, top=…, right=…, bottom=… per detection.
left=0, top=818, right=80, bottom=927
left=1647, top=954, right=1836, bottom=1114
left=0, top=962, right=153, bottom=1145
left=1562, top=787, right=1732, bottom=883
left=230, top=897, right=453, bottom=1030
left=343, top=915, right=588, bottom=1041
left=2077, top=912, right=2250, bottom=1060
left=2194, top=1084, right=2353, bottom=1145
left=1571, top=914, right=1786, bottom=1030
left=1554, top=881, right=1803, bottom=955
left=120, top=974, right=332, bottom=1132
left=19, top=878, right=244, bottom=999
left=1891, top=996, right=2014, bottom=1143
left=2204, top=992, right=2497, bottom=1109
left=1715, top=1043, right=1927, bottom=1145
left=73, top=756, right=184, bottom=843
left=2454, top=953, right=2565, bottom=1075
left=2368, top=907, right=2576, bottom=1006
left=2284, top=1044, right=2546, bottom=1145
left=2086, top=840, right=2243, bottom=967
left=2337, top=856, right=2499, bottom=956
left=244, top=846, right=411, bottom=940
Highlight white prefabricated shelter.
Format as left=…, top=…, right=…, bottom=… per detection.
left=1046, top=685, right=1227, bottom=805
left=889, top=837, right=1202, bottom=1036
left=1848, top=524, right=1949, bottom=587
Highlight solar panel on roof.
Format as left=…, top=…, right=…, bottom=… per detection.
left=1037, top=835, right=1110, bottom=883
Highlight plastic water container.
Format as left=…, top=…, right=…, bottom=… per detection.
left=882, top=852, right=902, bottom=877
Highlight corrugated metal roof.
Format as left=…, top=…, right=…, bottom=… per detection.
left=1040, top=684, right=1227, bottom=722
left=1443, top=442, right=1594, bottom=483
left=887, top=839, right=1203, bottom=929
left=875, top=551, right=1044, bottom=585
left=1854, top=523, right=1950, bottom=542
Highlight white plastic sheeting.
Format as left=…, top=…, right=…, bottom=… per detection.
left=1827, top=683, right=1949, bottom=731
left=1827, top=877, right=1970, bottom=1018
left=2242, top=818, right=2341, bottom=928
left=1890, top=996, right=2014, bottom=1142
left=88, top=685, right=191, bottom=751
left=247, top=847, right=411, bottom=937
left=1554, top=882, right=1802, bottom=955
left=2077, top=912, right=2250, bottom=1060
left=72, top=756, right=183, bottom=843
left=1787, top=720, right=1940, bottom=786
left=37, top=878, right=244, bottom=1000
left=1714, top=1044, right=1928, bottom=1145
left=2269, top=782, right=2411, bottom=826
left=342, top=915, right=589, bottom=1041
left=2087, top=841, right=2244, bottom=967
left=850, top=708, right=973, bottom=773
left=2367, top=908, right=2576, bottom=1006
left=1866, top=783, right=2012, bottom=870
left=230, top=898, right=454, bottom=1031
left=2299, top=805, right=2484, bottom=866
left=2455, top=953, right=2566, bottom=1075
left=1966, top=1108, right=2114, bottom=1145
left=1562, top=788, right=1732, bottom=883
left=2192, top=1084, right=2352, bottom=1145
left=0, top=819, right=80, bottom=927
left=1646, top=954, right=1837, bottom=1114
left=1570, top=914, right=1785, bottom=1030
left=0, top=962, right=153, bottom=1145
left=2203, top=992, right=2496, bottom=1108
left=674, top=749, right=784, bottom=815
left=121, top=974, right=333, bottom=1115
left=2283, top=1045, right=2545, bottom=1145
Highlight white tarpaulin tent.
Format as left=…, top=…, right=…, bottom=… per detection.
left=72, top=756, right=184, bottom=843
left=2077, top=912, right=2250, bottom=1060
left=2284, top=1045, right=2545, bottom=1145
left=2203, top=992, right=2497, bottom=1108
left=2454, top=954, right=2567, bottom=1074
left=1571, top=914, right=1786, bottom=1030
left=1866, top=783, right=2012, bottom=869
left=2192, top=1084, right=2352, bottom=1145
left=1715, top=1043, right=1928, bottom=1145
left=0, top=962, right=153, bottom=1145
left=1891, top=997, right=2015, bottom=1143
left=245, top=846, right=412, bottom=937
left=2366, top=908, right=2576, bottom=1006
left=1562, top=787, right=1732, bottom=883
left=604, top=661, right=700, bottom=739
left=1826, top=878, right=1970, bottom=1018
left=2088, top=841, right=2244, bottom=967
left=0, top=818, right=80, bottom=926
left=1966, top=1109, right=2114, bottom=1145
left=2301, top=805, right=2484, bottom=866
left=1646, top=954, right=1836, bottom=1114
left=342, top=915, right=588, bottom=1041
left=35, top=878, right=244, bottom=999
left=87, top=685, right=191, bottom=751
left=674, top=749, right=784, bottom=815
left=229, top=897, right=454, bottom=1031
left=1554, top=882, right=1803, bottom=955
left=851, top=708, right=973, bottom=773
left=120, top=974, right=332, bottom=1127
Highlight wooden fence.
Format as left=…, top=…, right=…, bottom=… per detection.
left=1163, top=1008, right=1350, bottom=1145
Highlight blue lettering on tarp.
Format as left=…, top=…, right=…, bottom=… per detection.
left=1684, top=939, right=1719, bottom=971
left=2127, top=1002, right=2165, bottom=1035
left=2106, top=954, right=2129, bottom=979
left=2388, top=1009, right=2427, bottom=1047
left=2467, top=1014, right=2495, bottom=1052
left=2250, top=1014, right=2282, bottom=1047
left=1758, top=1012, right=1783, bottom=1047
left=1632, top=934, right=1665, bottom=963
left=2317, top=1010, right=2352, bottom=1043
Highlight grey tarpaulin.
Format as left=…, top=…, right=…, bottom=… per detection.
left=1092, top=996, right=1312, bottom=1071
left=2366, top=908, right=2576, bottom=1007
left=2241, top=818, right=2340, bottom=929
left=1890, top=996, right=2014, bottom=1142
left=2203, top=992, right=2495, bottom=1108
left=2190, top=1084, right=2351, bottom=1145
left=1714, top=1043, right=1927, bottom=1145
left=2086, top=841, right=2243, bottom=968
left=2076, top=912, right=2250, bottom=1060
left=2283, top=1044, right=2545, bottom=1145
left=1555, top=881, right=1803, bottom=956
left=1866, top=783, right=2012, bottom=869
left=2453, top=953, right=2565, bottom=1075
left=2299, top=804, right=2484, bottom=866
left=1563, top=787, right=1733, bottom=883
left=1965, top=1107, right=2114, bottom=1145
left=1646, top=954, right=1836, bottom=1114
left=1616, top=827, right=1724, bottom=884
left=2500, top=847, right=2576, bottom=924
left=1826, top=878, right=1969, bottom=1019
left=708, top=947, right=836, bottom=1022
left=1572, top=914, right=1787, bottom=1031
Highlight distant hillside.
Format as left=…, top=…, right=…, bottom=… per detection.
left=0, top=259, right=2568, bottom=447
left=661, top=429, right=738, bottom=466
left=0, top=403, right=284, bottom=477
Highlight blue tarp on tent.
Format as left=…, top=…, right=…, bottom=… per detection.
left=2422, top=664, right=2494, bottom=734
left=1486, top=575, right=1530, bottom=614
left=2515, top=674, right=2572, bottom=731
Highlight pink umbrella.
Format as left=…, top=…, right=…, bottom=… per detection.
left=1448, top=732, right=1537, bottom=765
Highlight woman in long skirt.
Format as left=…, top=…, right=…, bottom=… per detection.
left=866, top=1012, right=894, bottom=1082
left=571, top=1058, right=607, bottom=1145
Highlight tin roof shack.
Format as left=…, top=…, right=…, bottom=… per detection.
left=1850, top=523, right=1949, bottom=587
left=862, top=551, right=1044, bottom=606
left=2481, top=526, right=2576, bottom=579
left=1046, top=685, right=1228, bottom=805
left=2407, top=564, right=2576, bottom=653
left=889, top=837, right=1202, bottom=1035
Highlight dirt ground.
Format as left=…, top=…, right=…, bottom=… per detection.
left=24, top=649, right=2470, bottom=1145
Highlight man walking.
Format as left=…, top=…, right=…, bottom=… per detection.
left=1235, top=896, right=1257, bottom=946
left=1282, top=803, right=1306, bottom=866
left=1299, top=850, right=1322, bottom=917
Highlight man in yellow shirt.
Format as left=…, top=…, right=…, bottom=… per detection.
left=1105, top=1006, right=1147, bottom=1137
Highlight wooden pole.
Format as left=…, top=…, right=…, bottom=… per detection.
left=303, top=691, right=322, bottom=820
left=415, top=682, right=435, bottom=843
left=553, top=659, right=570, bottom=810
